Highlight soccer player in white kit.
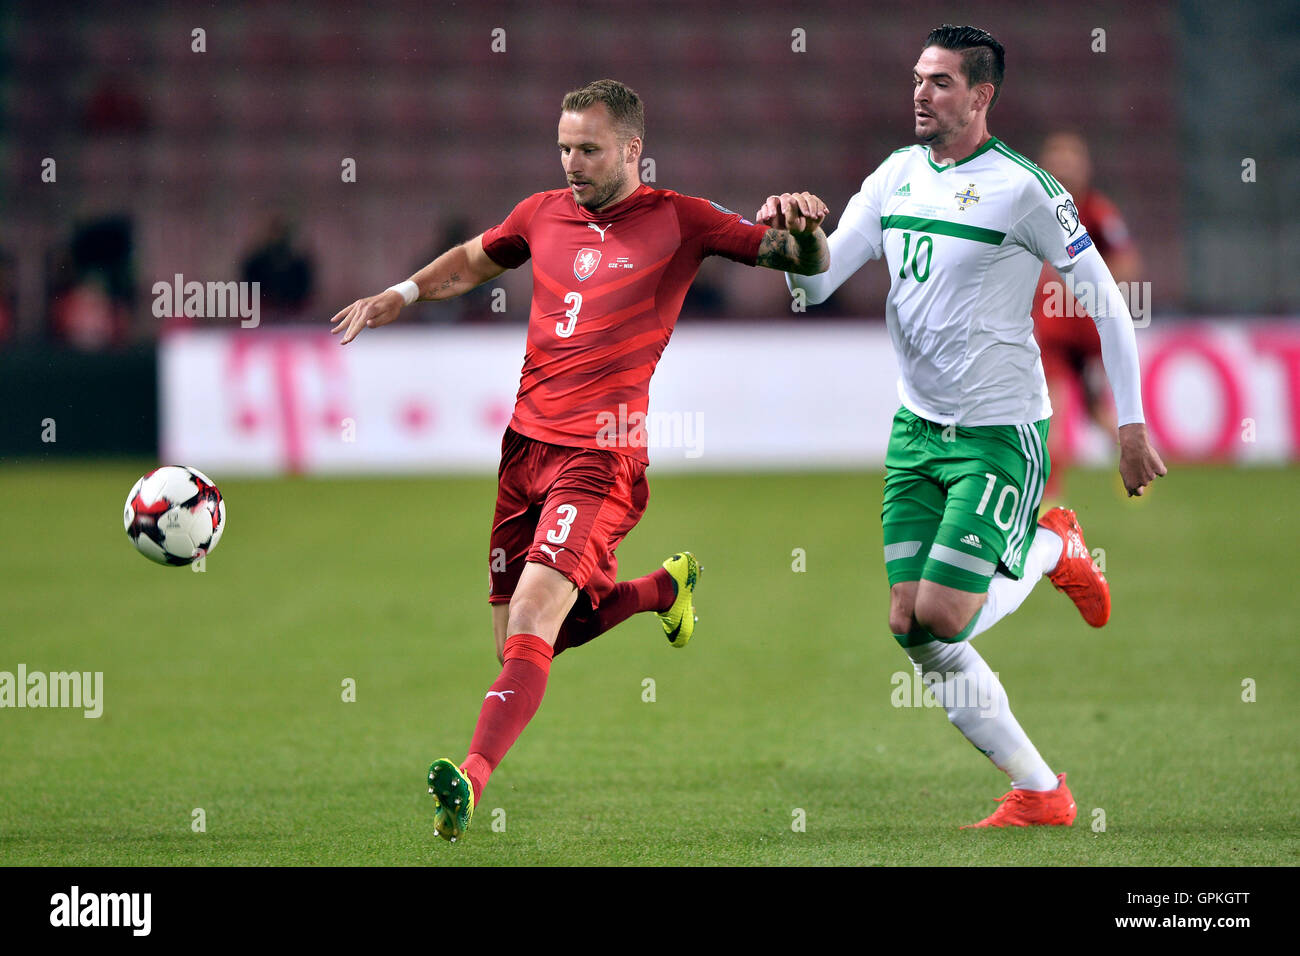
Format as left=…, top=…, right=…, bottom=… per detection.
left=764, top=24, right=1167, bottom=827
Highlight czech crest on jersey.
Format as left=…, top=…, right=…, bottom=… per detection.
left=574, top=248, right=602, bottom=281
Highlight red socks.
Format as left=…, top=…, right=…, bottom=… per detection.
left=460, top=570, right=677, bottom=796
left=554, top=568, right=676, bottom=654
left=462, top=633, right=553, bottom=799
left=606, top=567, right=678, bottom=627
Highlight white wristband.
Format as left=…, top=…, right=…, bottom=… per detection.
left=386, top=280, right=419, bottom=306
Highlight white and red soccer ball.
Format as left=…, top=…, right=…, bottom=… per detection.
left=123, top=466, right=226, bottom=566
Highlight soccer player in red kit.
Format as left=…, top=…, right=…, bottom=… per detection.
left=1031, top=131, right=1143, bottom=503
left=330, top=79, right=829, bottom=841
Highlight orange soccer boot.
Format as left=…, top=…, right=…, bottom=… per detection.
left=961, top=772, right=1078, bottom=829
left=1038, top=507, right=1110, bottom=627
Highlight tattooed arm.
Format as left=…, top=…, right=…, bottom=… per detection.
left=331, top=233, right=507, bottom=344
left=411, top=234, right=507, bottom=302
left=753, top=192, right=830, bottom=276
left=756, top=227, right=829, bottom=276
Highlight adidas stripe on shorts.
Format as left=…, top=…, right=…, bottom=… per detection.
left=881, top=406, right=1050, bottom=595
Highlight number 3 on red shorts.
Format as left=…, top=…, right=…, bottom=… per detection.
left=546, top=503, right=578, bottom=544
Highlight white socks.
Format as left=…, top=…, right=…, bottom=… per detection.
left=1028, top=525, right=1064, bottom=576
left=968, top=527, right=1063, bottom=640
left=906, top=638, right=1059, bottom=791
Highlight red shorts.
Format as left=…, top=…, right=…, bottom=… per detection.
left=488, top=427, right=649, bottom=608
left=1037, top=319, right=1103, bottom=359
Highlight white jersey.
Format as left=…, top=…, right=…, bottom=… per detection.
left=789, top=136, right=1144, bottom=427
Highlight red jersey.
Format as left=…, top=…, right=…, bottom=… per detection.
left=1032, top=189, right=1136, bottom=351
left=481, top=183, right=767, bottom=462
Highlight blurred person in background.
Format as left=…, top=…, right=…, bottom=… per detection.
left=46, top=215, right=135, bottom=350
left=1031, top=130, right=1143, bottom=505
left=240, top=212, right=316, bottom=322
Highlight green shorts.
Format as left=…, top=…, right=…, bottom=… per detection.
left=882, top=406, right=1050, bottom=595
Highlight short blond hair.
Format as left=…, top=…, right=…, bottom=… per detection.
left=561, top=79, right=645, bottom=143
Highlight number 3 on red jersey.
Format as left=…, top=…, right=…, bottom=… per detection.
left=557, top=292, right=582, bottom=338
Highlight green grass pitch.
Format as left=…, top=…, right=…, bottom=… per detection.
left=1, top=461, right=1296, bottom=866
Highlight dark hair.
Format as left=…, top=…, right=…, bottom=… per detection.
left=924, top=24, right=1005, bottom=109
left=561, top=79, right=645, bottom=143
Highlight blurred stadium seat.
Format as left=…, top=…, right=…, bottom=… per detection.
left=0, top=0, right=1284, bottom=335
